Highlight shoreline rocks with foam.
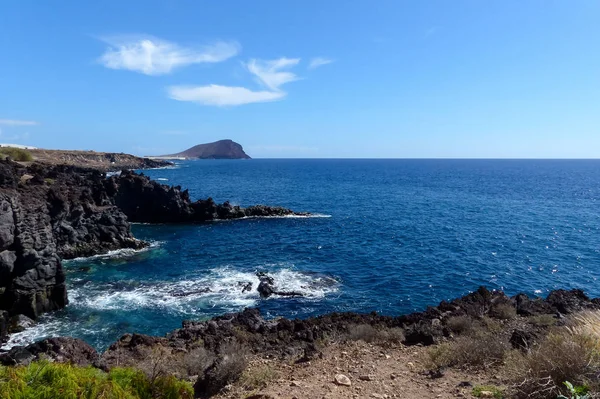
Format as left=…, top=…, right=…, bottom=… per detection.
left=1, top=286, right=599, bottom=396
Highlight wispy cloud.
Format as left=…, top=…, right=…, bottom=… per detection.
left=246, top=57, right=300, bottom=90
left=167, top=57, right=300, bottom=106
left=0, top=119, right=39, bottom=126
left=168, top=84, right=285, bottom=106
left=308, top=57, right=333, bottom=70
left=98, top=36, right=240, bottom=76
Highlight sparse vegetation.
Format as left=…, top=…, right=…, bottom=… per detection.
left=239, top=365, right=278, bottom=391
left=473, top=385, right=504, bottom=399
left=346, top=324, right=404, bottom=345
left=425, top=328, right=510, bottom=370
left=528, top=314, right=558, bottom=327
left=0, top=360, right=193, bottom=399
left=0, top=147, right=33, bottom=162
left=491, top=303, right=517, bottom=320
left=504, top=311, right=600, bottom=399
left=446, top=315, right=474, bottom=334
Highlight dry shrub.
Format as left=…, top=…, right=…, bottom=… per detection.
left=0, top=147, right=33, bottom=162
left=126, top=344, right=212, bottom=381
left=491, top=303, right=517, bottom=320
left=446, top=315, right=474, bottom=335
left=346, top=324, right=404, bottom=345
left=425, top=330, right=509, bottom=370
left=423, top=342, right=454, bottom=370
left=504, top=311, right=600, bottom=399
left=528, top=314, right=558, bottom=327
left=194, top=339, right=250, bottom=398
left=239, top=365, right=279, bottom=391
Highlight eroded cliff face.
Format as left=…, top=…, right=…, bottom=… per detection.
left=0, top=161, right=143, bottom=325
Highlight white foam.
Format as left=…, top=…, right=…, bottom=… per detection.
left=66, top=241, right=163, bottom=262
left=1, top=317, right=64, bottom=350
left=1, top=265, right=339, bottom=351
left=66, top=266, right=338, bottom=314
left=156, top=178, right=169, bottom=181
left=211, top=213, right=332, bottom=222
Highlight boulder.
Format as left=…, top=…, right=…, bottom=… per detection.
left=334, top=374, right=351, bottom=386
left=0, top=337, right=100, bottom=367
left=8, top=314, right=36, bottom=333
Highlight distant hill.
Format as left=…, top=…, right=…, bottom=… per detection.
left=157, top=140, right=251, bottom=160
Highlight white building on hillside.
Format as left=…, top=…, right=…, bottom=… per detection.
left=0, top=143, right=37, bottom=149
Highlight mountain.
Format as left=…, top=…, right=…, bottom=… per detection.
left=158, top=140, right=251, bottom=160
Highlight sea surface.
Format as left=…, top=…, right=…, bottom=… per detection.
left=4, top=159, right=600, bottom=351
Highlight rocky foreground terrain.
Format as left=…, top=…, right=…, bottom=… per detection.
left=0, top=159, right=306, bottom=341
left=1, top=287, right=599, bottom=398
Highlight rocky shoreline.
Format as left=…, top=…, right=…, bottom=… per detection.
left=1, top=286, right=598, bottom=397
left=0, top=159, right=308, bottom=343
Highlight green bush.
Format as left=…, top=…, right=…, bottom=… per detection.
left=0, top=360, right=194, bottom=399
left=0, top=147, right=33, bottom=162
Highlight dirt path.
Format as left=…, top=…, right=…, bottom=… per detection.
left=216, top=341, right=501, bottom=399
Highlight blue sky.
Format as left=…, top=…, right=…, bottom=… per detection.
left=1, top=1, right=599, bottom=158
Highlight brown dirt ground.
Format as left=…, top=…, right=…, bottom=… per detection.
left=215, top=341, right=503, bottom=399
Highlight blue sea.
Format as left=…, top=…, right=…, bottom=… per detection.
left=4, top=159, right=600, bottom=351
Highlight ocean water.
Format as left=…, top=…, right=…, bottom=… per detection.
left=4, top=159, right=600, bottom=351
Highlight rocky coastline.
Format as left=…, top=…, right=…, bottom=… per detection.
left=0, top=159, right=308, bottom=343
left=2, top=158, right=599, bottom=398
left=1, top=286, right=598, bottom=398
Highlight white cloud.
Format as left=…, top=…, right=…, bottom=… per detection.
left=308, top=57, right=333, bottom=70
left=98, top=36, right=240, bottom=76
left=0, top=119, right=39, bottom=126
left=167, top=57, right=300, bottom=106
left=246, top=57, right=300, bottom=90
left=168, top=84, right=285, bottom=106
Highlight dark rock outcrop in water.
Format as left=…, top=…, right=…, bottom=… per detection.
left=158, top=139, right=251, bottom=160
left=111, top=170, right=306, bottom=223
left=0, top=160, right=304, bottom=341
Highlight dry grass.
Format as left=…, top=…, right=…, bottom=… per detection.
left=491, top=303, right=517, bottom=320
left=122, top=344, right=212, bottom=381
left=528, top=314, right=558, bottom=327
left=446, top=315, right=474, bottom=335
left=239, top=365, right=279, bottom=391
left=504, top=310, right=600, bottom=399
left=346, top=324, right=404, bottom=345
left=424, top=329, right=510, bottom=371
left=0, top=147, right=33, bottom=162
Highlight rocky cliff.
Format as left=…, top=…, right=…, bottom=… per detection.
left=0, top=160, right=305, bottom=342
